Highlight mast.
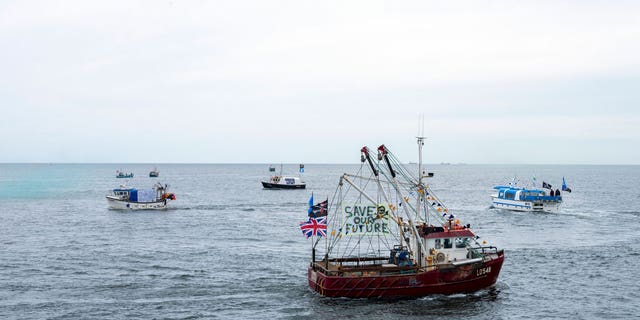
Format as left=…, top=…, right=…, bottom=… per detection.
left=377, top=144, right=426, bottom=267
left=360, top=146, right=408, bottom=251
left=378, top=145, right=396, bottom=178
left=360, top=147, right=379, bottom=177
left=417, top=135, right=426, bottom=223
left=417, top=115, right=426, bottom=224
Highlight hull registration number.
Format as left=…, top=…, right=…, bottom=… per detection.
left=476, top=266, right=491, bottom=276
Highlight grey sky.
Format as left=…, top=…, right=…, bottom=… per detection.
left=1, top=0, right=639, bottom=164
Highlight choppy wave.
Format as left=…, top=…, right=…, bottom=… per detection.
left=177, top=202, right=303, bottom=211
left=1, top=164, right=640, bottom=319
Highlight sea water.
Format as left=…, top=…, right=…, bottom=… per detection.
left=1, top=164, right=639, bottom=319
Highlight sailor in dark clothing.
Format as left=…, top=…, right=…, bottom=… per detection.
left=550, top=189, right=555, bottom=196
left=556, top=189, right=561, bottom=197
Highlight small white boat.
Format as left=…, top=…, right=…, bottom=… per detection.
left=149, top=167, right=159, bottom=177
left=491, top=186, right=562, bottom=212
left=106, top=183, right=176, bottom=210
left=262, top=163, right=306, bottom=189
left=261, top=176, right=306, bottom=189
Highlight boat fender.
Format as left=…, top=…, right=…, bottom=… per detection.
left=436, top=252, right=445, bottom=263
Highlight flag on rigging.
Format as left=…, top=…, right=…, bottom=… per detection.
left=307, top=193, right=314, bottom=215
left=562, top=177, right=572, bottom=193
left=299, top=217, right=327, bottom=238
left=542, top=181, right=552, bottom=189
left=309, top=199, right=328, bottom=218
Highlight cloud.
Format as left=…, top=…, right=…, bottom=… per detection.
left=0, top=1, right=639, bottom=163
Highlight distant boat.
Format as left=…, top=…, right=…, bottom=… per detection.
left=262, top=176, right=306, bottom=189
left=491, top=185, right=562, bottom=212
left=262, top=164, right=306, bottom=189
left=268, top=165, right=276, bottom=172
left=116, top=170, right=133, bottom=178
left=106, top=183, right=176, bottom=210
left=149, top=167, right=159, bottom=177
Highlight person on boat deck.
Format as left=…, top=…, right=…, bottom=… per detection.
left=550, top=189, right=555, bottom=196
left=555, top=189, right=561, bottom=197
left=398, top=250, right=412, bottom=267
left=447, top=214, right=455, bottom=230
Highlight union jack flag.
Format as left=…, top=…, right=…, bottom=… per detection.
left=299, top=217, right=327, bottom=238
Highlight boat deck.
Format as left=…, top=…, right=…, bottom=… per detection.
left=311, top=257, right=420, bottom=277
left=311, top=247, right=503, bottom=277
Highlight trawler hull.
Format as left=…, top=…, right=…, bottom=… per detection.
left=308, top=251, right=504, bottom=298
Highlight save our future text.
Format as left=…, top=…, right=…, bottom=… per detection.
left=343, top=203, right=390, bottom=235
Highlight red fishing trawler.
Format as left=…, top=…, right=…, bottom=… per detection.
left=306, top=138, right=504, bottom=298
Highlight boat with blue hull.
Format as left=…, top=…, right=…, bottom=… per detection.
left=491, top=186, right=562, bottom=212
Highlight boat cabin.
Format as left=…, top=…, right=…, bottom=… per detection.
left=420, top=228, right=477, bottom=264
left=493, top=186, right=560, bottom=201
left=112, top=188, right=134, bottom=200
left=110, top=187, right=163, bottom=203
left=270, top=176, right=302, bottom=185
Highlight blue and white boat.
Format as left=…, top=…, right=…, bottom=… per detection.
left=106, top=183, right=176, bottom=210
left=491, top=186, right=563, bottom=212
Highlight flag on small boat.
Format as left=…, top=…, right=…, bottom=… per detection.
left=532, top=176, right=537, bottom=188
left=562, top=177, right=572, bottom=193
left=542, top=181, right=553, bottom=189
left=299, top=217, right=327, bottom=238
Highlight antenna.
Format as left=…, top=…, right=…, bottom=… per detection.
left=416, top=114, right=427, bottom=224
left=417, top=113, right=425, bottom=138
left=417, top=114, right=426, bottom=184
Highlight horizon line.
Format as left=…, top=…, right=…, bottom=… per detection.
left=0, top=162, right=638, bottom=166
